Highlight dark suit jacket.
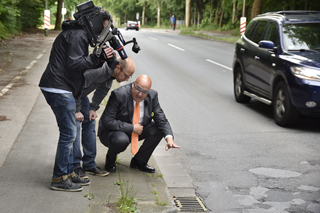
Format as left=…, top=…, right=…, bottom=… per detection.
left=98, top=83, right=173, bottom=139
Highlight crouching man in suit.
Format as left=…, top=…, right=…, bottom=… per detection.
left=98, top=75, right=180, bottom=173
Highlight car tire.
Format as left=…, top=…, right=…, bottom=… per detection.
left=234, top=66, right=251, bottom=103
left=136, top=28, right=139, bottom=31
left=273, top=81, right=299, bottom=127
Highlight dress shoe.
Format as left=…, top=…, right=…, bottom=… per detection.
left=105, top=153, right=117, bottom=173
left=130, top=158, right=155, bottom=173
left=105, top=164, right=116, bottom=173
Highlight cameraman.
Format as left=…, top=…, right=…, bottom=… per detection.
left=73, top=56, right=135, bottom=178
left=39, top=9, right=112, bottom=192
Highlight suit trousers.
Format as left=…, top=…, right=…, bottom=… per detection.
left=99, top=122, right=163, bottom=164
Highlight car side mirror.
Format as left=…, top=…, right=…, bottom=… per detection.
left=259, top=40, right=275, bottom=52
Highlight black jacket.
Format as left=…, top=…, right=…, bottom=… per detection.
left=39, top=20, right=100, bottom=99
left=75, top=60, right=118, bottom=112
left=98, top=83, right=174, bottom=138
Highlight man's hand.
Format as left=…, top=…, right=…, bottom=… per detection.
left=165, top=137, right=180, bottom=151
left=133, top=123, right=143, bottom=135
left=89, top=110, right=97, bottom=121
left=103, top=47, right=115, bottom=59
left=75, top=112, right=84, bottom=122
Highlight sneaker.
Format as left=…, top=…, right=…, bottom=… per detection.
left=74, top=167, right=89, bottom=179
left=70, top=174, right=90, bottom=186
left=85, top=166, right=109, bottom=177
left=51, top=179, right=83, bottom=192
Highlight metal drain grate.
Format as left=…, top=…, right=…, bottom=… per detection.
left=174, top=196, right=208, bottom=212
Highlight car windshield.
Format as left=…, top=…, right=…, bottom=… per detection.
left=282, top=23, right=320, bottom=51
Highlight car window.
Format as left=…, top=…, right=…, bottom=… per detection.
left=251, top=21, right=268, bottom=44
left=282, top=23, right=320, bottom=51
left=244, top=20, right=256, bottom=40
left=265, top=22, right=279, bottom=46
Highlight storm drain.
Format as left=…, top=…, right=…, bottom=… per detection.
left=174, top=196, right=208, bottom=212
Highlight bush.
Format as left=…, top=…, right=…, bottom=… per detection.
left=17, top=0, right=43, bottom=30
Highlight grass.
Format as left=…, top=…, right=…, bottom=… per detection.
left=146, top=173, right=168, bottom=207
left=114, top=164, right=139, bottom=213
left=180, top=29, right=240, bottom=44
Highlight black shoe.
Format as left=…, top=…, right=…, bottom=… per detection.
left=105, top=164, right=117, bottom=173
left=74, top=167, right=89, bottom=179
left=130, top=158, right=155, bottom=173
left=105, top=153, right=117, bottom=173
left=85, top=166, right=109, bottom=177
left=70, top=173, right=90, bottom=186
left=51, top=179, right=83, bottom=192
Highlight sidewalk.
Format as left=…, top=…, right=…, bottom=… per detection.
left=0, top=81, right=193, bottom=213
left=0, top=28, right=203, bottom=213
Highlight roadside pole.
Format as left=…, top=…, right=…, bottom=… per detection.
left=240, top=0, right=246, bottom=35
left=44, top=0, right=50, bottom=37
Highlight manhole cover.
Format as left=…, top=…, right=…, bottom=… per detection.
left=174, top=196, right=207, bottom=212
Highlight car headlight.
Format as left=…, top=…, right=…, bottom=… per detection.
left=291, top=66, right=320, bottom=81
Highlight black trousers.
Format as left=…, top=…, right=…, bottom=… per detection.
left=99, top=122, right=163, bottom=164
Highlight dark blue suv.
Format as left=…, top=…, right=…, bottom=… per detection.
left=233, top=11, right=320, bottom=126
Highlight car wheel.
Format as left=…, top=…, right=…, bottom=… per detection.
left=234, top=66, right=251, bottom=103
left=273, top=81, right=299, bottom=127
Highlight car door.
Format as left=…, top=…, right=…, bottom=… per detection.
left=254, top=21, right=279, bottom=98
left=243, top=20, right=268, bottom=92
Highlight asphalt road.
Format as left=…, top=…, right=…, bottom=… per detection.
left=121, top=29, right=320, bottom=212
left=0, top=28, right=319, bottom=213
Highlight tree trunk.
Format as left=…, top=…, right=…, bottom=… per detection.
left=185, top=0, right=191, bottom=27
left=54, top=0, right=63, bottom=30
left=214, top=0, right=220, bottom=24
left=194, top=6, right=196, bottom=25
left=251, top=0, right=263, bottom=19
left=219, top=9, right=224, bottom=28
left=232, top=0, right=236, bottom=24
left=197, top=11, right=200, bottom=28
left=195, top=0, right=204, bottom=27
left=210, top=0, right=214, bottom=24
left=142, top=4, right=145, bottom=25
left=157, top=2, right=161, bottom=27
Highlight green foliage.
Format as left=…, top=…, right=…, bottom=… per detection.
left=84, top=193, right=95, bottom=200
left=114, top=174, right=138, bottom=213
left=17, top=0, right=43, bottom=30
left=0, top=0, right=20, bottom=39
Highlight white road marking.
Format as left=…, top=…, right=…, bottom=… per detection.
left=206, top=59, right=232, bottom=71
left=149, top=37, right=158, bottom=40
left=36, top=54, right=43, bottom=59
left=0, top=60, right=38, bottom=97
left=168, top=43, right=185, bottom=51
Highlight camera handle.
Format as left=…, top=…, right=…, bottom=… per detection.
left=112, top=27, right=141, bottom=54
left=95, top=21, right=113, bottom=57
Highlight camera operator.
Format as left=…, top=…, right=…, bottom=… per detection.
left=39, top=9, right=112, bottom=192
left=73, top=55, right=135, bottom=179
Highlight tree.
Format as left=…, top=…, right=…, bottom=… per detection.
left=55, top=0, right=63, bottom=30
left=251, top=0, right=263, bottom=19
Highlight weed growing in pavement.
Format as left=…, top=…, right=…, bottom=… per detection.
left=146, top=173, right=167, bottom=207
left=84, top=193, right=95, bottom=200
left=114, top=168, right=139, bottom=213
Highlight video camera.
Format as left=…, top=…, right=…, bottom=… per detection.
left=73, top=0, right=140, bottom=60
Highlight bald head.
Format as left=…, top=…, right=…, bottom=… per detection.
left=131, top=75, right=152, bottom=102
left=136, top=75, right=152, bottom=90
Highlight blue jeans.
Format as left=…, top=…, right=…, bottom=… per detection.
left=41, top=90, right=76, bottom=178
left=73, top=97, right=97, bottom=170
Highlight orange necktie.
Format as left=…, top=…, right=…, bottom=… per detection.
left=131, top=102, right=140, bottom=155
